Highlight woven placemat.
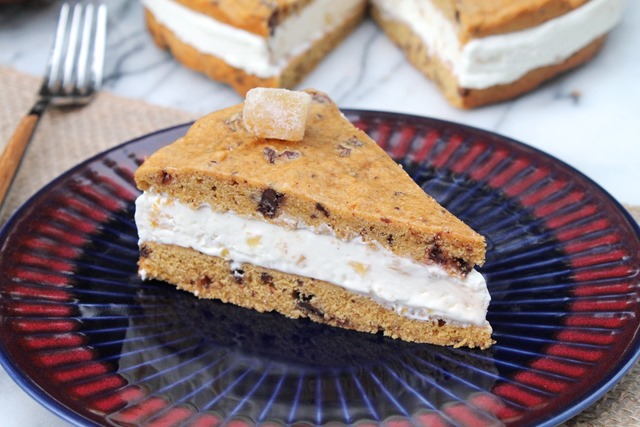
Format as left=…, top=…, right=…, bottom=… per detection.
left=1, top=65, right=639, bottom=426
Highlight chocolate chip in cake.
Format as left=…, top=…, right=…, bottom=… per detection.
left=223, top=112, right=243, bottom=132
left=198, top=276, right=212, bottom=289
left=264, top=147, right=302, bottom=164
left=282, top=150, right=301, bottom=160
left=293, top=291, right=323, bottom=318
left=428, top=238, right=447, bottom=267
left=139, top=244, right=152, bottom=258
left=293, top=290, right=313, bottom=302
left=264, top=147, right=277, bottom=164
left=438, top=319, right=447, bottom=327
left=428, top=242, right=444, bottom=264
left=337, top=144, right=352, bottom=157
left=258, top=188, right=285, bottom=218
left=428, top=237, right=473, bottom=276
left=387, top=234, right=394, bottom=245
left=345, top=136, right=365, bottom=147
left=457, top=258, right=473, bottom=275
left=297, top=301, right=324, bottom=318
left=232, top=268, right=245, bottom=284
left=160, top=171, right=173, bottom=185
left=315, top=203, right=330, bottom=218
left=260, top=272, right=274, bottom=286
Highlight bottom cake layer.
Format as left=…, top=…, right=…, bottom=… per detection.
left=144, top=6, right=365, bottom=95
left=139, top=241, right=494, bottom=349
left=371, top=6, right=607, bottom=109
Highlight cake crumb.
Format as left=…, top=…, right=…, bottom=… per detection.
left=243, top=88, right=311, bottom=141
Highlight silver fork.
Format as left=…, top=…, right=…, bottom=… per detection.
left=0, top=2, right=107, bottom=207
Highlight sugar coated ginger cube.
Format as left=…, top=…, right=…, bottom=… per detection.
left=243, top=88, right=312, bottom=141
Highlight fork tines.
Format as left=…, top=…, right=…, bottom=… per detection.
left=42, top=2, right=107, bottom=102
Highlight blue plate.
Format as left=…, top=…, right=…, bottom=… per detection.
left=1, top=110, right=640, bottom=426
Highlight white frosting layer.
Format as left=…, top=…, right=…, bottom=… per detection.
left=135, top=192, right=491, bottom=327
left=141, top=0, right=363, bottom=78
left=372, top=0, right=625, bottom=89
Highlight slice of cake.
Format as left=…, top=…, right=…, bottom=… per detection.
left=371, top=0, right=625, bottom=108
left=141, top=0, right=367, bottom=95
left=134, top=88, right=493, bottom=349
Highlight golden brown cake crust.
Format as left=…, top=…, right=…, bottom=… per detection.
left=430, top=0, right=590, bottom=42
left=171, top=0, right=315, bottom=37
left=371, top=6, right=607, bottom=109
left=134, top=89, right=486, bottom=273
left=140, top=242, right=494, bottom=349
left=144, top=6, right=365, bottom=95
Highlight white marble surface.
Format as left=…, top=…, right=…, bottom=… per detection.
left=0, top=0, right=639, bottom=426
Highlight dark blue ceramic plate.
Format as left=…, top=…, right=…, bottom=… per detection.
left=1, top=110, right=640, bottom=427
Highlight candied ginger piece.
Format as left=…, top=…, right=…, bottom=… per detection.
left=243, top=88, right=311, bottom=141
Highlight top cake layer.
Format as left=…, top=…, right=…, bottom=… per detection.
left=134, top=89, right=485, bottom=274
left=171, top=0, right=317, bottom=37
left=432, top=0, right=590, bottom=42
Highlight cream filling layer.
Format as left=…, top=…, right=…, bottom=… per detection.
left=141, top=0, right=364, bottom=78
left=372, top=0, right=625, bottom=89
left=135, top=192, right=491, bottom=327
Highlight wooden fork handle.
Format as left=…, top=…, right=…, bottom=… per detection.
left=0, top=111, right=43, bottom=207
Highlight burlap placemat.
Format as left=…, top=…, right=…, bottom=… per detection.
left=1, top=65, right=639, bottom=426
left=0, top=65, right=197, bottom=224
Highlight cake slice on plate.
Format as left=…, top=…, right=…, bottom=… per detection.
left=134, top=88, right=493, bottom=349
left=371, top=0, right=625, bottom=108
left=141, top=0, right=367, bottom=95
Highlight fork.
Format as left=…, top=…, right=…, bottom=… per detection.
left=0, top=2, right=107, bottom=207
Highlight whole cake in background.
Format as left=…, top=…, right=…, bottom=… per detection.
left=371, top=0, right=626, bottom=108
left=140, top=0, right=367, bottom=95
left=141, top=0, right=625, bottom=108
left=134, top=88, right=493, bottom=349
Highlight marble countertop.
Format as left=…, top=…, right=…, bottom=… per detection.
left=1, top=0, right=639, bottom=426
